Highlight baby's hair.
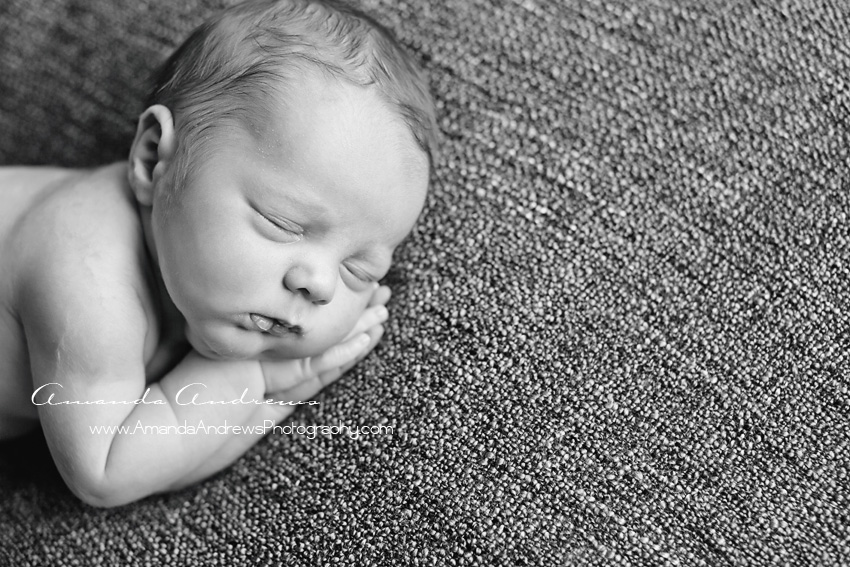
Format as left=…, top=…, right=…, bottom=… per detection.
left=147, top=0, right=438, bottom=187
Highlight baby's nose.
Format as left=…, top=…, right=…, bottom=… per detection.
left=283, top=262, right=336, bottom=305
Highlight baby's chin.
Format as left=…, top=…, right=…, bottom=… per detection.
left=186, top=323, right=347, bottom=362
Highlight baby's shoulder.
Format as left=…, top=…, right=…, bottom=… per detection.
left=5, top=162, right=150, bottom=319
left=1, top=162, right=155, bottom=386
left=11, top=163, right=139, bottom=254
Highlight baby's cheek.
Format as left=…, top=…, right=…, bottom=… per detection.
left=296, top=288, right=374, bottom=356
left=339, top=289, right=373, bottom=332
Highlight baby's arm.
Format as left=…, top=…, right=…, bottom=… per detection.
left=163, top=285, right=390, bottom=491
left=21, top=257, right=387, bottom=507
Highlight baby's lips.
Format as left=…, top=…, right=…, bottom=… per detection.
left=250, top=313, right=274, bottom=331
left=249, top=313, right=304, bottom=336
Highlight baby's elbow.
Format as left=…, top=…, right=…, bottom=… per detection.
left=73, top=487, right=132, bottom=508
left=69, top=482, right=130, bottom=508
left=64, top=471, right=140, bottom=508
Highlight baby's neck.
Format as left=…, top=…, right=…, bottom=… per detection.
left=134, top=188, right=190, bottom=375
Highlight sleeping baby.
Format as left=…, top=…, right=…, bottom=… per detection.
left=0, top=0, right=437, bottom=506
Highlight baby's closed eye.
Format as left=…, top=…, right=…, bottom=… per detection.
left=341, top=264, right=379, bottom=291
left=254, top=209, right=303, bottom=243
left=343, top=263, right=375, bottom=282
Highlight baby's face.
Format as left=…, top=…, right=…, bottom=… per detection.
left=151, top=75, right=429, bottom=360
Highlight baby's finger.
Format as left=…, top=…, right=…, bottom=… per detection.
left=339, top=323, right=384, bottom=375
left=368, top=284, right=392, bottom=308
left=308, top=332, right=371, bottom=376
left=274, top=364, right=345, bottom=405
left=293, top=325, right=381, bottom=397
left=260, top=332, right=367, bottom=392
left=261, top=358, right=313, bottom=392
left=344, top=303, right=388, bottom=341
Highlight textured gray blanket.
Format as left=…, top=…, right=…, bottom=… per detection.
left=0, top=0, right=847, bottom=565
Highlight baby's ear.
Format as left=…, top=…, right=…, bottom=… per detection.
left=128, top=105, right=177, bottom=206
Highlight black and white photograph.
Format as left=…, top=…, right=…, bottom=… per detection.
left=0, top=0, right=847, bottom=565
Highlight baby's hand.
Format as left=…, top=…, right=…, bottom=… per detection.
left=259, top=284, right=392, bottom=400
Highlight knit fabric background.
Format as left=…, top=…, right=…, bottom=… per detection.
left=0, top=0, right=848, bottom=565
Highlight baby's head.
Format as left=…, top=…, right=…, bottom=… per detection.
left=128, top=0, right=437, bottom=360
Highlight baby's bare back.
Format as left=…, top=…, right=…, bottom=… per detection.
left=0, top=164, right=160, bottom=439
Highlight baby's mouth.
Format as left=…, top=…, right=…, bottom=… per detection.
left=250, top=313, right=304, bottom=337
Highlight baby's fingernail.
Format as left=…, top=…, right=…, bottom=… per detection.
left=356, top=333, right=370, bottom=346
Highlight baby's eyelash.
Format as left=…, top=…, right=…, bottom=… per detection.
left=260, top=212, right=301, bottom=235
left=344, top=264, right=375, bottom=283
